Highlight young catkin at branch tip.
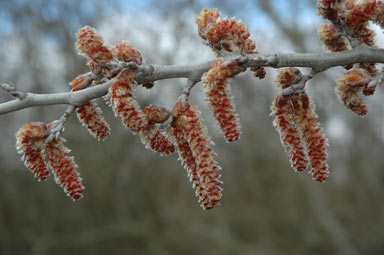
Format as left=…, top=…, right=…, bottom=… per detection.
left=75, top=26, right=113, bottom=64
left=196, top=8, right=266, bottom=78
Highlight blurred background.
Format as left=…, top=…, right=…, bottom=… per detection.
left=0, top=0, right=384, bottom=254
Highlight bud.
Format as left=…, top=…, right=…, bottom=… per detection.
left=115, top=41, right=143, bottom=64
left=171, top=97, right=222, bottom=210
left=69, top=73, right=94, bottom=91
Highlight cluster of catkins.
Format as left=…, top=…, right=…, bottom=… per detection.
left=16, top=27, right=176, bottom=203
left=15, top=2, right=383, bottom=209
left=16, top=122, right=83, bottom=200
left=197, top=8, right=266, bottom=142
left=318, top=0, right=384, bottom=116
left=271, top=68, right=329, bottom=182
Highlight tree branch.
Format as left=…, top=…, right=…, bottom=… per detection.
left=1, top=45, right=384, bottom=115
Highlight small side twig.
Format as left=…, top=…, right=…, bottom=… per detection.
left=368, top=67, right=384, bottom=88
left=46, top=105, right=76, bottom=143
left=282, top=69, right=322, bottom=96
left=0, top=83, right=26, bottom=100
left=183, top=79, right=198, bottom=97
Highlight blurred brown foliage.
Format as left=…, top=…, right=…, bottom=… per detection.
left=0, top=0, right=383, bottom=254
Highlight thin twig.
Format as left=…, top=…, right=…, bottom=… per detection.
left=46, top=105, right=76, bottom=143
left=0, top=83, right=26, bottom=100
left=183, top=79, right=198, bottom=97
left=282, top=69, right=322, bottom=96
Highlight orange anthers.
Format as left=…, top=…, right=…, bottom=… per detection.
left=115, top=40, right=143, bottom=64
left=171, top=97, right=223, bottom=210
left=75, top=26, right=113, bottom=64
left=44, top=137, right=83, bottom=200
left=139, top=106, right=175, bottom=156
left=275, top=67, right=303, bottom=89
left=109, top=69, right=148, bottom=134
left=76, top=100, right=110, bottom=141
left=318, top=24, right=349, bottom=52
left=196, top=8, right=266, bottom=80
left=16, top=122, right=50, bottom=181
left=336, top=68, right=372, bottom=116
left=202, top=59, right=245, bottom=142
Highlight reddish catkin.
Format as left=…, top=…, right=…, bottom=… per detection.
left=114, top=40, right=143, bottom=64
left=196, top=8, right=265, bottom=78
left=275, top=67, right=303, bottom=89
left=75, top=26, right=113, bottom=64
left=318, top=24, right=353, bottom=69
left=44, top=137, right=83, bottom=200
left=318, top=24, right=349, bottom=52
left=139, top=106, right=175, bottom=156
left=344, top=0, right=378, bottom=76
left=271, top=95, right=308, bottom=172
left=336, top=68, right=372, bottom=116
left=75, top=100, right=111, bottom=141
left=293, top=93, right=329, bottom=182
left=372, top=0, right=384, bottom=28
left=202, top=59, right=246, bottom=142
left=15, top=122, right=50, bottom=181
left=169, top=126, right=207, bottom=206
left=108, top=69, right=148, bottom=134
left=70, top=75, right=111, bottom=141
left=172, top=96, right=223, bottom=210
left=273, top=68, right=329, bottom=181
